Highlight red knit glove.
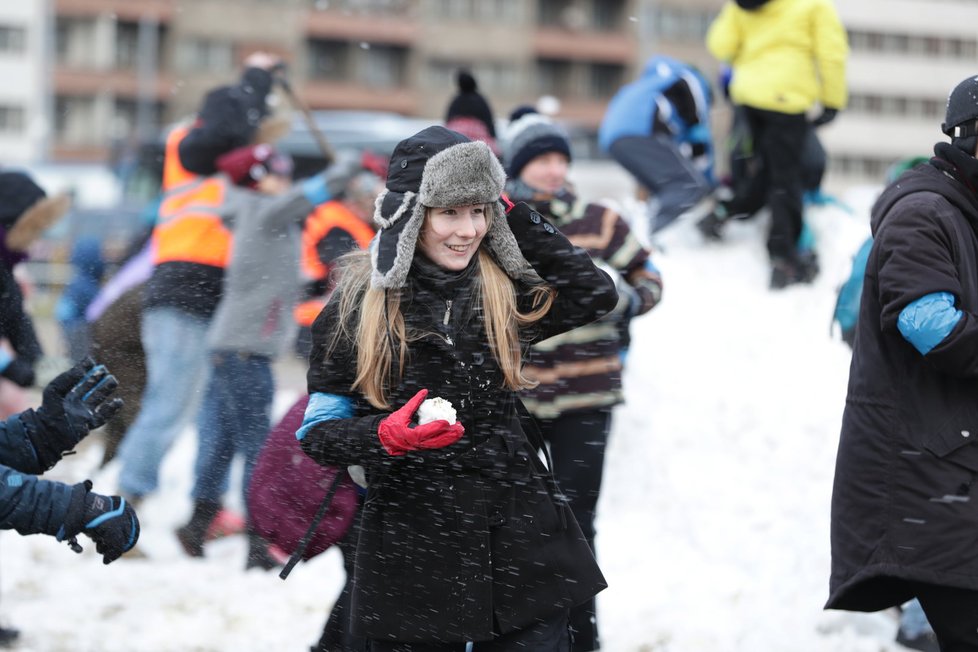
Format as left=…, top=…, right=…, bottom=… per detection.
left=377, top=389, right=464, bottom=456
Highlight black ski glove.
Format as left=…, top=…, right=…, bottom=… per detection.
left=811, top=108, right=838, bottom=128
left=61, top=481, right=140, bottom=564
left=26, top=357, right=123, bottom=470
left=0, top=357, right=34, bottom=387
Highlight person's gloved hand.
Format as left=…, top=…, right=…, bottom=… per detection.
left=811, top=108, right=839, bottom=128
left=377, top=389, right=464, bottom=456
left=0, top=356, right=34, bottom=387
left=61, top=481, right=140, bottom=564
left=32, top=358, right=123, bottom=464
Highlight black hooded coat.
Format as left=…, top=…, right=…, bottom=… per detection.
left=300, top=202, right=614, bottom=642
left=828, top=144, right=978, bottom=611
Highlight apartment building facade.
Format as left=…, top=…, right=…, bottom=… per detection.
left=2, top=0, right=973, bottom=189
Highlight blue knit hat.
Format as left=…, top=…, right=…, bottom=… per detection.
left=501, top=111, right=572, bottom=179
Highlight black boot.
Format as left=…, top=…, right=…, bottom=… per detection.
left=0, top=626, right=19, bottom=648
left=176, top=500, right=221, bottom=558
left=245, top=529, right=281, bottom=571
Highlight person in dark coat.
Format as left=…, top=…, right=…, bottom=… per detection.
left=297, top=126, right=614, bottom=649
left=502, top=109, right=663, bottom=652
left=827, top=75, right=978, bottom=650
left=0, top=357, right=136, bottom=563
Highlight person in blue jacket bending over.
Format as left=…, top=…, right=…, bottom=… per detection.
left=599, top=54, right=717, bottom=235
left=0, top=357, right=138, bottom=565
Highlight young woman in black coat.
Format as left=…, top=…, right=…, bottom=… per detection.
left=297, top=126, right=615, bottom=650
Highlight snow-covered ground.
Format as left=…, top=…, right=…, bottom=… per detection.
left=2, top=185, right=918, bottom=652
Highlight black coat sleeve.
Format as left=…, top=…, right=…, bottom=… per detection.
left=876, top=195, right=978, bottom=377
left=300, top=294, right=391, bottom=471
left=506, top=202, right=617, bottom=342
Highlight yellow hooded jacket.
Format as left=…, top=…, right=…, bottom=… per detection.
left=707, top=0, right=849, bottom=114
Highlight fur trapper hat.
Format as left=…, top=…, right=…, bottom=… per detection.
left=370, top=125, right=534, bottom=289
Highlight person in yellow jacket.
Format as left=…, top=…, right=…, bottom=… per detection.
left=704, top=0, right=848, bottom=289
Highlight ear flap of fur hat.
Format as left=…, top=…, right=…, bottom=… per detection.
left=370, top=127, right=535, bottom=289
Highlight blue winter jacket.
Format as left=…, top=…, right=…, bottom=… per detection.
left=599, top=55, right=715, bottom=182
left=0, top=413, right=75, bottom=537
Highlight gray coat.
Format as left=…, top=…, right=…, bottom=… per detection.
left=207, top=180, right=319, bottom=358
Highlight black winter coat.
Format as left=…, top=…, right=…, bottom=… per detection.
left=301, top=203, right=615, bottom=642
left=828, top=147, right=978, bottom=611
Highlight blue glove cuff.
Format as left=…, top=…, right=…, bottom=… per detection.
left=0, top=348, right=12, bottom=373
left=301, top=175, right=331, bottom=206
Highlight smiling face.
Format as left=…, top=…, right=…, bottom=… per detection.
left=417, top=203, right=489, bottom=271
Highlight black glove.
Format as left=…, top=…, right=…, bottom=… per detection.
left=61, top=481, right=140, bottom=564
left=0, top=357, right=34, bottom=387
left=811, top=108, right=838, bottom=128
left=28, top=357, right=122, bottom=469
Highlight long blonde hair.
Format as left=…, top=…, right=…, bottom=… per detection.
left=328, top=218, right=554, bottom=409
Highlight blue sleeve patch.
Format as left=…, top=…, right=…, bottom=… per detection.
left=296, top=393, right=353, bottom=441
left=6, top=473, right=22, bottom=487
left=897, top=291, right=963, bottom=355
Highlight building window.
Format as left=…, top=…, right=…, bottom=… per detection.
left=175, top=38, right=233, bottom=74
left=642, top=6, right=715, bottom=42
left=55, top=17, right=98, bottom=68
left=538, top=0, right=572, bottom=27
left=312, top=0, right=414, bottom=15
left=848, top=28, right=978, bottom=60
left=589, top=62, right=623, bottom=98
left=427, top=59, right=520, bottom=95
left=848, top=92, right=944, bottom=120
left=55, top=96, right=98, bottom=145
left=116, top=22, right=140, bottom=69
left=0, top=105, right=24, bottom=133
left=359, top=44, right=407, bottom=88
left=592, top=0, right=625, bottom=31
left=536, top=58, right=572, bottom=97
left=309, top=39, right=349, bottom=80
left=0, top=25, right=26, bottom=54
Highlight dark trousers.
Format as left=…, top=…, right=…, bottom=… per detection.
left=537, top=408, right=612, bottom=652
left=908, top=580, right=978, bottom=651
left=609, top=134, right=713, bottom=233
left=730, top=106, right=809, bottom=261
left=366, top=610, right=570, bottom=652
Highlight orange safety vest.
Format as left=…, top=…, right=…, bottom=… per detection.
left=152, top=123, right=232, bottom=268
left=294, top=200, right=375, bottom=327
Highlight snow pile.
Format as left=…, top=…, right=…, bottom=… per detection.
left=2, top=187, right=919, bottom=652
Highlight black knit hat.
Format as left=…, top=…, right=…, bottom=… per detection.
left=943, top=75, right=978, bottom=152
left=0, top=171, right=70, bottom=252
left=501, top=112, right=572, bottom=179
left=0, top=172, right=46, bottom=228
left=445, top=70, right=496, bottom=138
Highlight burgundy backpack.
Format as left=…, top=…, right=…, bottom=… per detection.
left=247, top=395, right=359, bottom=573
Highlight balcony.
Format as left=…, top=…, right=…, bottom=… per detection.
left=301, top=79, right=417, bottom=115
left=55, top=0, right=175, bottom=22
left=304, top=9, right=419, bottom=45
left=533, top=26, right=635, bottom=63
left=53, top=66, right=173, bottom=101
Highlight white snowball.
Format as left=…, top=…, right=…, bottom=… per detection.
left=417, top=396, right=457, bottom=425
